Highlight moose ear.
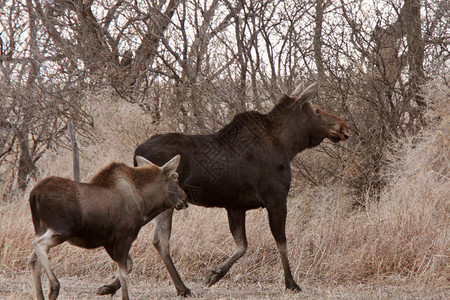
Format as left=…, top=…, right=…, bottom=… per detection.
left=291, top=82, right=319, bottom=103
left=290, top=82, right=305, bottom=99
left=135, top=156, right=157, bottom=168
left=161, top=154, right=181, bottom=176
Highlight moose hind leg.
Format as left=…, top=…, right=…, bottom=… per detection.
left=29, top=251, right=44, bottom=300
left=152, top=208, right=191, bottom=296
left=207, top=209, right=247, bottom=287
left=31, top=230, right=65, bottom=300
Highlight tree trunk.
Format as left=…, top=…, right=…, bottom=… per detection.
left=17, top=133, right=37, bottom=191
left=314, top=0, right=326, bottom=79
left=68, top=122, right=80, bottom=182
left=403, top=0, right=425, bottom=106
left=124, top=0, right=181, bottom=94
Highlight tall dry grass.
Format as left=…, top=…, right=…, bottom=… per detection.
left=0, top=81, right=448, bottom=289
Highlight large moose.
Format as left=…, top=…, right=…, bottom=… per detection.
left=29, top=155, right=186, bottom=300
left=98, top=82, right=350, bottom=296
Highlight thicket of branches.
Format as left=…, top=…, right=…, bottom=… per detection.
left=0, top=0, right=448, bottom=200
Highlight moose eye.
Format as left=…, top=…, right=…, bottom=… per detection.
left=315, top=109, right=320, bottom=115
left=165, top=172, right=178, bottom=182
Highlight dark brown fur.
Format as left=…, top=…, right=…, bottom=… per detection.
left=101, top=82, right=350, bottom=296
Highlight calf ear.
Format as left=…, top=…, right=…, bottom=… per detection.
left=135, top=156, right=157, bottom=168
left=161, top=154, right=181, bottom=176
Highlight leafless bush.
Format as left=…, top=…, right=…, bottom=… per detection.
left=1, top=78, right=448, bottom=288
left=1, top=0, right=448, bottom=200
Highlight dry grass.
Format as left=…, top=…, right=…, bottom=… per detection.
left=0, top=83, right=449, bottom=298
left=1, top=276, right=449, bottom=299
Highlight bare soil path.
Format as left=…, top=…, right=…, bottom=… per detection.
left=1, top=273, right=448, bottom=299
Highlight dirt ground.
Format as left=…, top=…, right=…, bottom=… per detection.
left=1, top=272, right=448, bottom=300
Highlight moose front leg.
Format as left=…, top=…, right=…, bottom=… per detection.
left=206, top=208, right=247, bottom=287
left=267, top=201, right=302, bottom=292
left=152, top=209, right=191, bottom=296
left=116, top=255, right=131, bottom=300
left=97, top=255, right=133, bottom=296
left=96, top=208, right=190, bottom=298
left=101, top=243, right=133, bottom=300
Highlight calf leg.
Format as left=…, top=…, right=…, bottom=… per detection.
left=267, top=203, right=302, bottom=292
left=206, top=208, right=247, bottom=287
left=152, top=209, right=191, bottom=296
left=29, top=251, right=44, bottom=300
left=104, top=243, right=132, bottom=300
left=117, top=257, right=130, bottom=300
left=97, top=255, right=133, bottom=296
left=31, top=229, right=66, bottom=300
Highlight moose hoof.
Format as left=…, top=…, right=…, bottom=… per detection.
left=49, top=284, right=60, bottom=300
left=206, top=269, right=224, bottom=287
left=97, top=284, right=118, bottom=296
left=286, top=283, right=302, bottom=293
left=177, top=288, right=192, bottom=297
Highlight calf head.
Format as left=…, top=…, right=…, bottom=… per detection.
left=136, top=155, right=187, bottom=210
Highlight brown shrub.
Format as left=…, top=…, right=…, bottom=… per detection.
left=1, top=81, right=448, bottom=287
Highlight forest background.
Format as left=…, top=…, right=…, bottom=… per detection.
left=0, top=0, right=448, bottom=298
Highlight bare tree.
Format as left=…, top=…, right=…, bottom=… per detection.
left=403, top=0, right=426, bottom=107
left=0, top=0, right=92, bottom=194
left=1, top=0, right=448, bottom=197
left=314, top=0, right=328, bottom=80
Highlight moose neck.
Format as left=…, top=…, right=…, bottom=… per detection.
left=268, top=98, right=323, bottom=161
left=283, top=117, right=314, bottom=161
left=141, top=185, right=171, bottom=224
